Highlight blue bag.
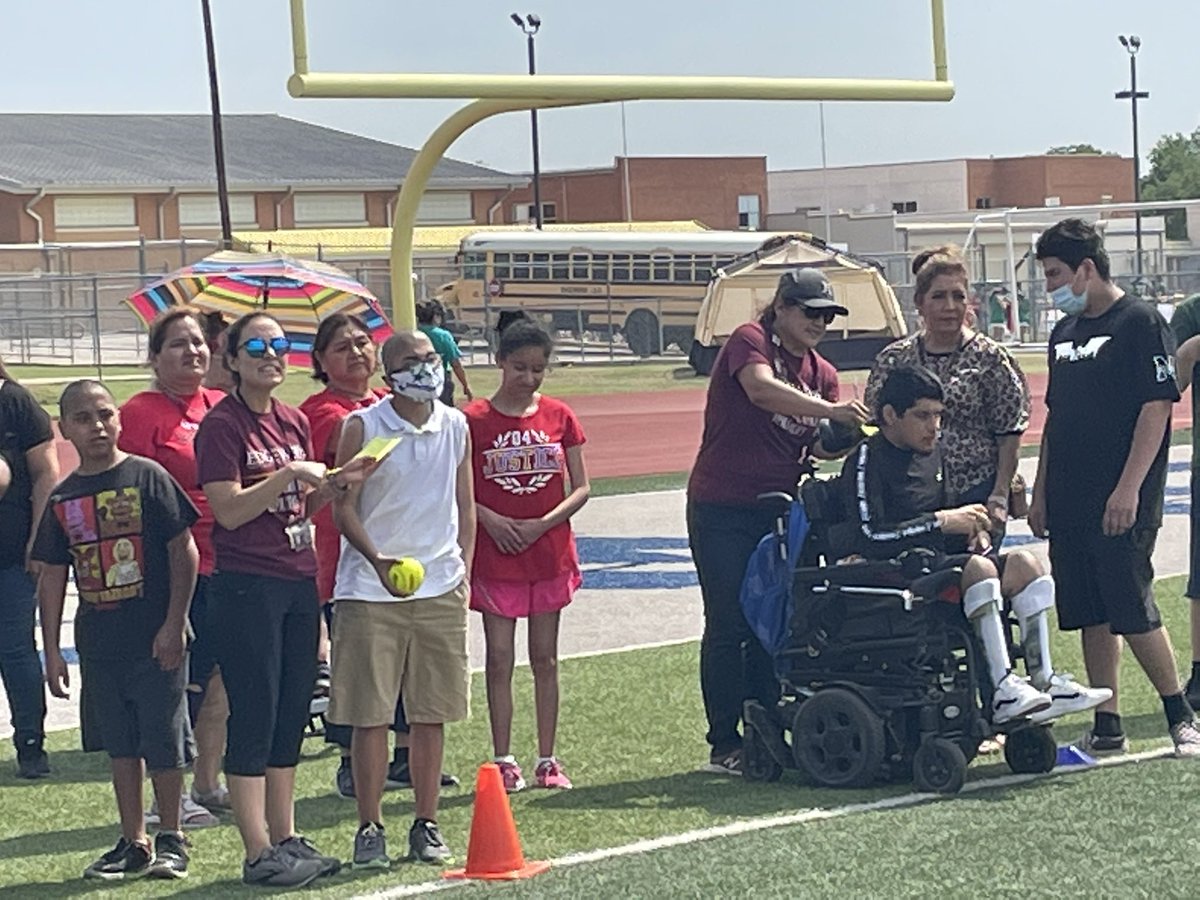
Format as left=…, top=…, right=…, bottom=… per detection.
left=738, top=500, right=810, bottom=657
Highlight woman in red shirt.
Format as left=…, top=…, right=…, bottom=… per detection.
left=119, top=307, right=228, bottom=826
left=465, top=320, right=589, bottom=793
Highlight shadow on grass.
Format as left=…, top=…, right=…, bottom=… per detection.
left=0, top=824, right=116, bottom=863
left=293, top=786, right=476, bottom=831
left=0, top=748, right=110, bottom=786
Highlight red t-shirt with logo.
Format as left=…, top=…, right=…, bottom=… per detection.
left=687, top=321, right=839, bottom=506
left=118, top=388, right=225, bottom=576
left=465, top=396, right=586, bottom=582
left=299, top=386, right=388, bottom=602
left=194, top=394, right=317, bottom=581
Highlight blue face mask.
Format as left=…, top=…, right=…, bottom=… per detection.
left=1050, top=282, right=1087, bottom=316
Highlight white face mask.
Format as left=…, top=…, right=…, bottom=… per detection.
left=388, top=360, right=444, bottom=401
left=1050, top=282, right=1088, bottom=316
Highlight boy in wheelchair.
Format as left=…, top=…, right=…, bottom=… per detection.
left=830, top=365, right=1110, bottom=726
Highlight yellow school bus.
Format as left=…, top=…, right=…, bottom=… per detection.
left=438, top=230, right=780, bottom=357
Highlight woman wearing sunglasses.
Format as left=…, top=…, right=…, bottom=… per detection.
left=865, top=247, right=1030, bottom=547
left=687, top=267, right=868, bottom=776
left=194, top=312, right=375, bottom=887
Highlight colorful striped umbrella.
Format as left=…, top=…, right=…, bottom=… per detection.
left=125, top=251, right=394, bottom=365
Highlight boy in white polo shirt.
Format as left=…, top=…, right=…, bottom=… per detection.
left=328, top=331, right=476, bottom=868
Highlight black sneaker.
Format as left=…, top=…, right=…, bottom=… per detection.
left=385, top=757, right=460, bottom=789
left=352, top=822, right=390, bottom=870
left=83, top=837, right=154, bottom=880
left=243, top=845, right=324, bottom=888
left=15, top=749, right=50, bottom=780
left=408, top=818, right=452, bottom=865
left=147, top=831, right=190, bottom=880
left=278, top=835, right=342, bottom=877
left=335, top=757, right=355, bottom=799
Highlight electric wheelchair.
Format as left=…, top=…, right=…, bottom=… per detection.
left=739, top=476, right=1058, bottom=794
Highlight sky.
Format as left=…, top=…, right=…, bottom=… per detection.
left=4, top=0, right=1197, bottom=176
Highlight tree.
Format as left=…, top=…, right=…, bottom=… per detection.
left=1047, top=143, right=1107, bottom=155
left=1141, top=128, right=1200, bottom=240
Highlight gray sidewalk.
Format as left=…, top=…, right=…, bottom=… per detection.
left=3, top=447, right=1192, bottom=741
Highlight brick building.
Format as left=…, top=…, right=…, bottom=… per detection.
left=477, top=156, right=768, bottom=231
left=769, top=154, right=1136, bottom=218
left=0, top=113, right=524, bottom=273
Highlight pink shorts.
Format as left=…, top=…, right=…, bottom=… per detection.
left=470, top=568, right=582, bottom=619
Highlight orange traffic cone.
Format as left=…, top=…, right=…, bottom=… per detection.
left=443, top=763, right=550, bottom=881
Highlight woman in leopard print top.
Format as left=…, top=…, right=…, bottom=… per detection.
left=865, top=247, right=1031, bottom=542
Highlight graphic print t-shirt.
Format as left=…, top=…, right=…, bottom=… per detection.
left=31, top=456, right=198, bottom=659
left=687, top=321, right=839, bottom=506
left=465, top=396, right=586, bottom=582
left=194, top=394, right=317, bottom=580
left=1045, top=295, right=1179, bottom=532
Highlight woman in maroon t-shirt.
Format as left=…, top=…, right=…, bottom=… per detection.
left=195, top=312, right=374, bottom=883
left=687, top=268, right=868, bottom=775
left=120, top=307, right=228, bottom=824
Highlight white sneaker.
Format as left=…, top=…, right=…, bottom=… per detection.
left=1029, top=673, right=1113, bottom=725
left=991, top=672, right=1052, bottom=724
left=1170, top=719, right=1200, bottom=758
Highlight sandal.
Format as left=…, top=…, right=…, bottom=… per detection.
left=190, top=784, right=231, bottom=811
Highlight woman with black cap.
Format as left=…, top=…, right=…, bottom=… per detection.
left=687, top=267, right=868, bottom=775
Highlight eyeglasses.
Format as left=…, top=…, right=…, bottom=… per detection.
left=802, top=308, right=837, bottom=325
left=240, top=336, right=291, bottom=358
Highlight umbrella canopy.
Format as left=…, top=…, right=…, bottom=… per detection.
left=125, top=251, right=394, bottom=365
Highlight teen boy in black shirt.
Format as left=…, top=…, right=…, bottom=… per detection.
left=837, top=366, right=1109, bottom=724
left=33, top=381, right=200, bottom=879
left=1031, top=217, right=1200, bottom=758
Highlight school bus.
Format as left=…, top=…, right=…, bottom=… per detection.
left=437, top=230, right=780, bottom=357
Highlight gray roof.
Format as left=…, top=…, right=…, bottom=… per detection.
left=0, top=114, right=521, bottom=192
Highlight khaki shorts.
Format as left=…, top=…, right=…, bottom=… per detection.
left=327, top=582, right=470, bottom=727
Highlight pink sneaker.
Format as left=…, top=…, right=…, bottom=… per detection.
left=496, top=759, right=526, bottom=793
left=534, top=758, right=573, bottom=790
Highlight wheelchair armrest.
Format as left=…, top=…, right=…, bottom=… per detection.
left=907, top=567, right=963, bottom=600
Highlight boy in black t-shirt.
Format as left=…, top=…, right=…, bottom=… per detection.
left=835, top=366, right=1109, bottom=725
left=1031, top=218, right=1200, bottom=758
left=33, top=381, right=201, bottom=880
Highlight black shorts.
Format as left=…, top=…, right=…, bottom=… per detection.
left=79, top=654, right=191, bottom=770
left=1048, top=527, right=1161, bottom=635
left=1188, top=475, right=1200, bottom=599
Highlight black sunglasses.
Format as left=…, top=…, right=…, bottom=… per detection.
left=240, top=336, right=291, bottom=358
left=802, top=307, right=837, bottom=325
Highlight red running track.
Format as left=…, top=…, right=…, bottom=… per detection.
left=52, top=372, right=1194, bottom=480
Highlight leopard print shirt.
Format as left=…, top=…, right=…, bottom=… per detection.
left=864, top=332, right=1031, bottom=500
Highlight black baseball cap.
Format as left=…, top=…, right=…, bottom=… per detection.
left=776, top=268, right=848, bottom=315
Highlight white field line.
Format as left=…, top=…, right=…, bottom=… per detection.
left=349, top=745, right=1175, bottom=899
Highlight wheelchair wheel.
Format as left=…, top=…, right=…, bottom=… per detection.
left=912, top=737, right=968, bottom=794
left=791, top=688, right=885, bottom=788
left=1004, top=725, right=1057, bottom=774
left=743, top=721, right=783, bottom=783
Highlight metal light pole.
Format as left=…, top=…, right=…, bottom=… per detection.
left=511, top=13, right=543, bottom=229
left=620, top=101, right=633, bottom=223
left=1116, top=34, right=1148, bottom=276
left=201, top=0, right=232, bottom=249
left=819, top=101, right=832, bottom=243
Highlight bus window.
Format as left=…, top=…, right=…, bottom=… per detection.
left=463, top=252, right=487, bottom=281
left=673, top=255, right=694, bottom=283
left=512, top=252, right=531, bottom=280
left=571, top=253, right=590, bottom=280
left=493, top=252, right=511, bottom=280
left=593, top=253, right=610, bottom=282
left=632, top=254, right=651, bottom=282
left=652, top=254, right=671, bottom=282
left=612, top=253, right=631, bottom=282
left=532, top=252, right=550, bottom=280
left=552, top=253, right=570, bottom=280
